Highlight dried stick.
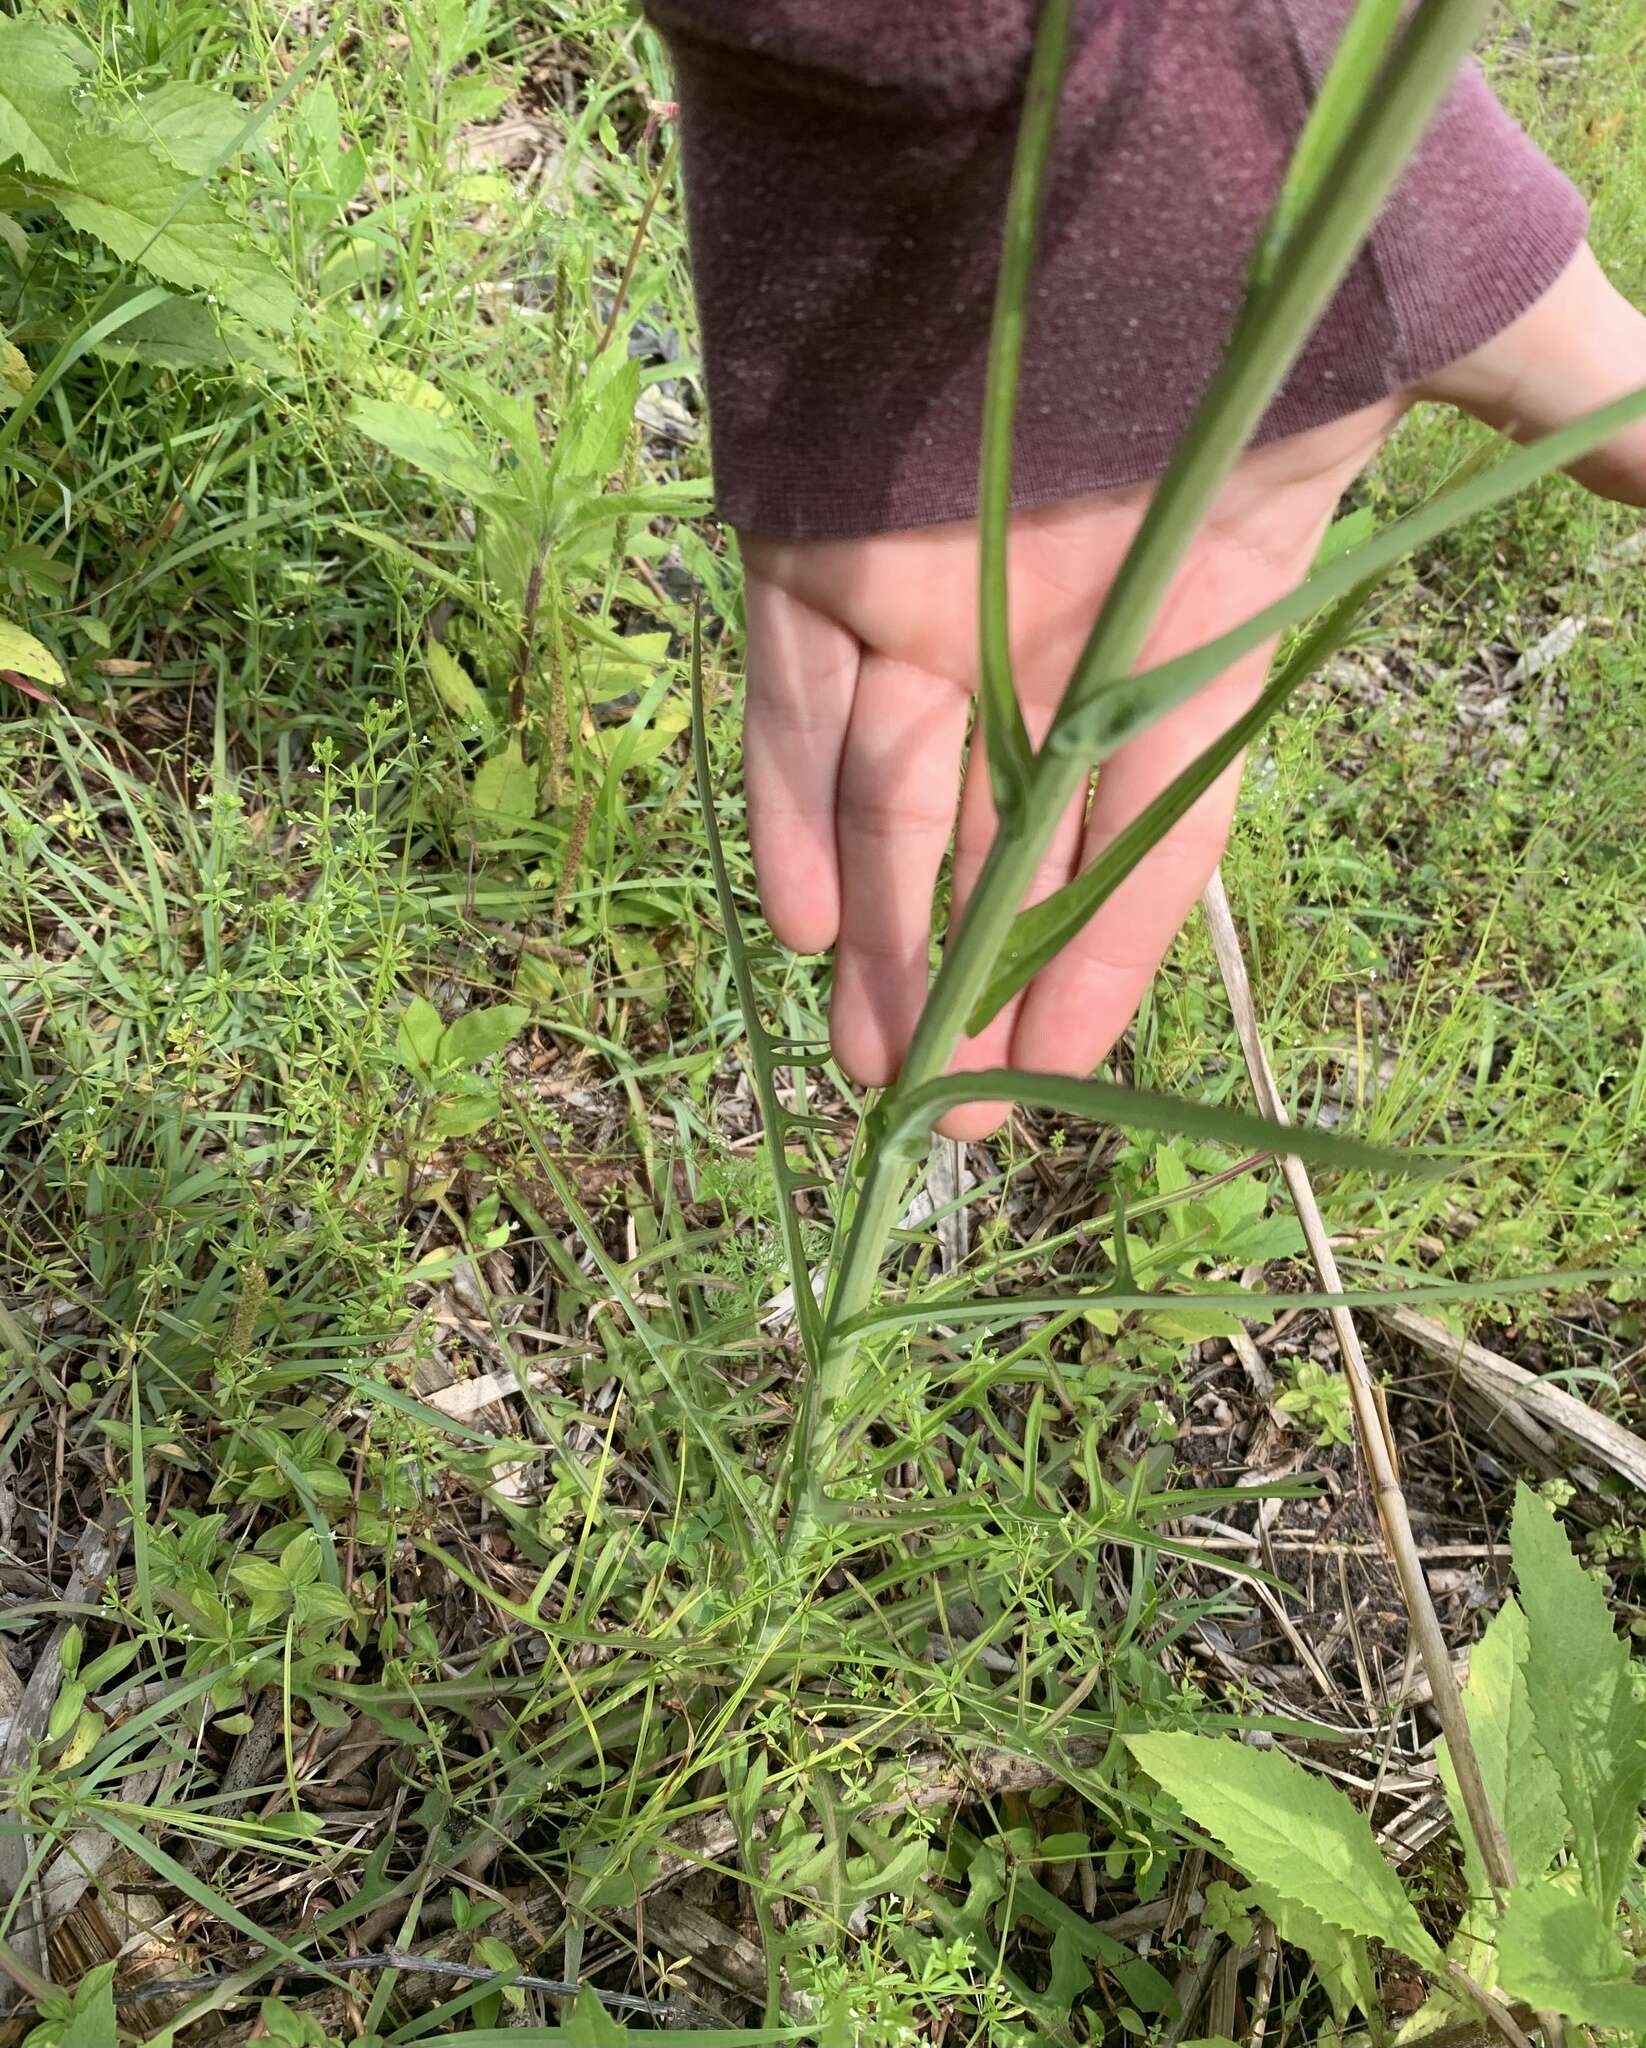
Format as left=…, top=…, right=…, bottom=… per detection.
left=1198, top=871, right=1562, bottom=2048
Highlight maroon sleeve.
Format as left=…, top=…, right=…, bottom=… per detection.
left=641, top=0, right=1587, bottom=541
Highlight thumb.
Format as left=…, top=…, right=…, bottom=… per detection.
left=1418, top=243, right=1646, bottom=507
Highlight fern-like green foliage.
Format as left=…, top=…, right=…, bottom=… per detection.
left=1130, top=1484, right=1646, bottom=2030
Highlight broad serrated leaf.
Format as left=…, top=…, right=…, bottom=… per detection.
left=1127, top=1733, right=1440, bottom=1965
left=426, top=639, right=493, bottom=729
left=559, top=350, right=641, bottom=484
left=0, top=21, right=83, bottom=179
left=438, top=1003, right=529, bottom=1071
left=470, top=737, right=536, bottom=825
left=1436, top=1596, right=1565, bottom=1898
left=1512, top=1482, right=1646, bottom=1910
left=350, top=396, right=504, bottom=504
left=58, top=131, right=295, bottom=331
left=1249, top=1882, right=1376, bottom=2023
left=1498, top=1882, right=1646, bottom=2031
left=0, top=616, right=65, bottom=690
left=130, top=80, right=254, bottom=174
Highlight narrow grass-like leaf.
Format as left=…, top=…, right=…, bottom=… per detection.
left=1127, top=1732, right=1441, bottom=1965
left=975, top=0, right=1070, bottom=820
left=967, top=575, right=1378, bottom=1031
left=842, top=1267, right=1614, bottom=1337
left=91, top=1812, right=328, bottom=1977
left=527, top=1142, right=779, bottom=1567
left=883, top=1067, right=1419, bottom=1176
left=1051, top=383, right=1646, bottom=764
left=690, top=615, right=825, bottom=1371
left=1251, top=0, right=1404, bottom=288
left=1043, top=0, right=1498, bottom=759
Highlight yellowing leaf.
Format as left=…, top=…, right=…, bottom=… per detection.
left=0, top=333, right=31, bottom=405
left=1127, top=1732, right=1440, bottom=1966
left=0, top=616, right=65, bottom=690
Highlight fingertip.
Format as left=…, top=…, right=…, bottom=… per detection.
left=936, top=1099, right=1009, bottom=1142
left=759, top=872, right=840, bottom=956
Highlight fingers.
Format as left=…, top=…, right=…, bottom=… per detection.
left=1420, top=243, right=1646, bottom=505
left=829, top=654, right=972, bottom=1085
left=742, top=574, right=859, bottom=953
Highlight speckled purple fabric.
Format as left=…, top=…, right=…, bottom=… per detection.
left=642, top=0, right=1587, bottom=539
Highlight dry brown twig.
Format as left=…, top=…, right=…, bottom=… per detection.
left=1199, top=869, right=1557, bottom=2048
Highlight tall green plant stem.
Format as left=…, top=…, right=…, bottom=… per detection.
left=783, top=0, right=1494, bottom=1556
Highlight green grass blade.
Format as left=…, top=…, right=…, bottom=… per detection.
left=1252, top=0, right=1405, bottom=289
left=882, top=1067, right=1421, bottom=1175
left=845, top=1268, right=1618, bottom=1337
left=1041, top=0, right=1495, bottom=764
left=967, top=575, right=1379, bottom=1032
left=690, top=613, right=826, bottom=1371
left=1051, top=382, right=1646, bottom=762
left=975, top=0, right=1071, bottom=821
left=526, top=1142, right=780, bottom=1569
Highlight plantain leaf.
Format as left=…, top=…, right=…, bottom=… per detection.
left=1511, top=1482, right=1646, bottom=1912
left=1498, top=1883, right=1646, bottom=2031
left=470, top=737, right=536, bottom=825
left=1128, top=1732, right=1440, bottom=1966
left=1435, top=1595, right=1566, bottom=1899
left=438, top=1003, right=530, bottom=1072
left=351, top=396, right=507, bottom=506
left=426, top=638, right=494, bottom=731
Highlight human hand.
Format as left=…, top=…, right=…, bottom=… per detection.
left=739, top=246, right=1646, bottom=1140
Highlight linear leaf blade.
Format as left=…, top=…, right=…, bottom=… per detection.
left=1052, top=385, right=1646, bottom=766
left=974, top=0, right=1070, bottom=818
left=887, top=1067, right=1422, bottom=1178
left=967, top=576, right=1377, bottom=1031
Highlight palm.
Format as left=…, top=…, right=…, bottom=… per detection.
left=737, top=248, right=1646, bottom=1139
